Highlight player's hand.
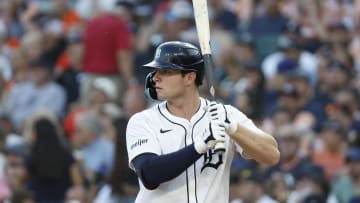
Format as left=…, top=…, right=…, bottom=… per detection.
left=208, top=101, right=237, bottom=135
left=208, top=101, right=225, bottom=121
left=194, top=120, right=226, bottom=154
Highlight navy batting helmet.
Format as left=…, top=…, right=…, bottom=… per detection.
left=143, top=41, right=205, bottom=101
left=142, top=41, right=204, bottom=73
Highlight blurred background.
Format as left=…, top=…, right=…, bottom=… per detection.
left=0, top=0, right=359, bottom=202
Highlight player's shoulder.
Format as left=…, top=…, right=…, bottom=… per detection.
left=222, top=104, right=249, bottom=121
left=222, top=104, right=239, bottom=112
left=128, top=103, right=161, bottom=122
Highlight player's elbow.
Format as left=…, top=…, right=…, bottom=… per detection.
left=267, top=148, right=280, bottom=165
left=132, top=154, right=160, bottom=190
left=266, top=138, right=280, bottom=165
left=256, top=148, right=280, bottom=165
left=255, top=145, right=280, bottom=165
left=137, top=167, right=160, bottom=190
left=263, top=134, right=280, bottom=165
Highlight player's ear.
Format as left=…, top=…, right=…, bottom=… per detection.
left=184, top=72, right=197, bottom=86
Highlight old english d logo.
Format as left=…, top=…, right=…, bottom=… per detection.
left=201, top=149, right=223, bottom=172
left=155, top=48, right=161, bottom=58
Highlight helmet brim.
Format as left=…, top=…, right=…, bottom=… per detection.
left=142, top=60, right=183, bottom=70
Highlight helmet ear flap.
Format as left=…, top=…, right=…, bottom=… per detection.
left=144, top=71, right=158, bottom=101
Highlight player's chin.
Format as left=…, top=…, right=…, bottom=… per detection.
left=156, top=93, right=166, bottom=100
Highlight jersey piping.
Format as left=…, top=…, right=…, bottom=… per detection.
left=157, top=100, right=207, bottom=203
left=190, top=110, right=207, bottom=203
left=157, top=105, right=190, bottom=203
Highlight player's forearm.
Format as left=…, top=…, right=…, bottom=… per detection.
left=230, top=124, right=280, bottom=165
left=132, top=144, right=202, bottom=190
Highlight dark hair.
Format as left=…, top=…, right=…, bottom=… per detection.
left=109, top=117, right=138, bottom=196
left=181, top=70, right=204, bottom=87
left=30, top=118, right=70, bottom=180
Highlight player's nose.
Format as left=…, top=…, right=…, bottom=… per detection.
left=153, top=70, right=161, bottom=82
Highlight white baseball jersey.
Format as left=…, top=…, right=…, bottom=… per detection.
left=126, top=97, right=265, bottom=203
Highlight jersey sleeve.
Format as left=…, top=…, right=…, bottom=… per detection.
left=226, top=105, right=266, bottom=157
left=126, top=112, right=162, bottom=170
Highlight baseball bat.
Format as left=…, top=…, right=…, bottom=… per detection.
left=192, top=0, right=225, bottom=153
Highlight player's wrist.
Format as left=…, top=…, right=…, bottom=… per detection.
left=194, top=140, right=207, bottom=154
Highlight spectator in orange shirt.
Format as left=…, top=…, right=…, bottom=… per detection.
left=312, top=121, right=346, bottom=181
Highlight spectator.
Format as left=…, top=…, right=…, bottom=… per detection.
left=97, top=102, right=122, bottom=142
left=89, top=77, right=118, bottom=111
left=264, top=124, right=316, bottom=187
left=0, top=108, right=13, bottom=139
left=166, top=0, right=197, bottom=43
left=2, top=135, right=28, bottom=201
left=247, top=0, right=289, bottom=60
left=266, top=83, right=302, bottom=118
left=265, top=172, right=292, bottom=203
left=134, top=1, right=194, bottom=82
left=312, top=121, right=346, bottom=181
left=262, top=35, right=318, bottom=86
left=2, top=57, right=66, bottom=131
left=218, top=33, right=257, bottom=101
left=19, top=30, right=44, bottom=63
left=93, top=118, right=137, bottom=203
left=287, top=164, right=331, bottom=203
left=287, top=70, right=327, bottom=129
left=232, top=33, right=257, bottom=66
left=232, top=60, right=265, bottom=122
left=121, top=85, right=148, bottom=119
left=62, top=77, right=118, bottom=141
left=208, top=0, right=238, bottom=33
left=217, top=61, right=244, bottom=103
left=230, top=164, right=278, bottom=203
left=26, top=117, right=83, bottom=203
left=322, top=61, right=352, bottom=98
left=92, top=86, right=146, bottom=202
left=40, top=18, right=67, bottom=68
left=52, top=0, right=81, bottom=35
left=262, top=108, right=292, bottom=136
left=73, top=111, right=114, bottom=188
left=0, top=0, right=26, bottom=41
left=8, top=48, right=30, bottom=85
left=326, top=102, right=360, bottom=135
left=55, top=32, right=83, bottom=109
left=0, top=28, right=12, bottom=84
left=80, top=0, right=134, bottom=105
left=334, top=88, right=360, bottom=120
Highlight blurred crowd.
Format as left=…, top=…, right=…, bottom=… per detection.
left=0, top=0, right=359, bottom=202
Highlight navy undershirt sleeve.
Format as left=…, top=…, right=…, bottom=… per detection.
left=132, top=144, right=203, bottom=190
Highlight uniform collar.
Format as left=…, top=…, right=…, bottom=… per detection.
left=158, top=97, right=208, bottom=125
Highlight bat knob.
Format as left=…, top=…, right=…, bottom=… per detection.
left=214, top=142, right=225, bottom=153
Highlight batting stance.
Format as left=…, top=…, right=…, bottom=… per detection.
left=126, top=41, right=279, bottom=203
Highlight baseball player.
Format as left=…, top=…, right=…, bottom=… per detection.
left=126, top=41, right=279, bottom=203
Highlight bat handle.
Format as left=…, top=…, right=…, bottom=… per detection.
left=214, top=142, right=225, bottom=153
